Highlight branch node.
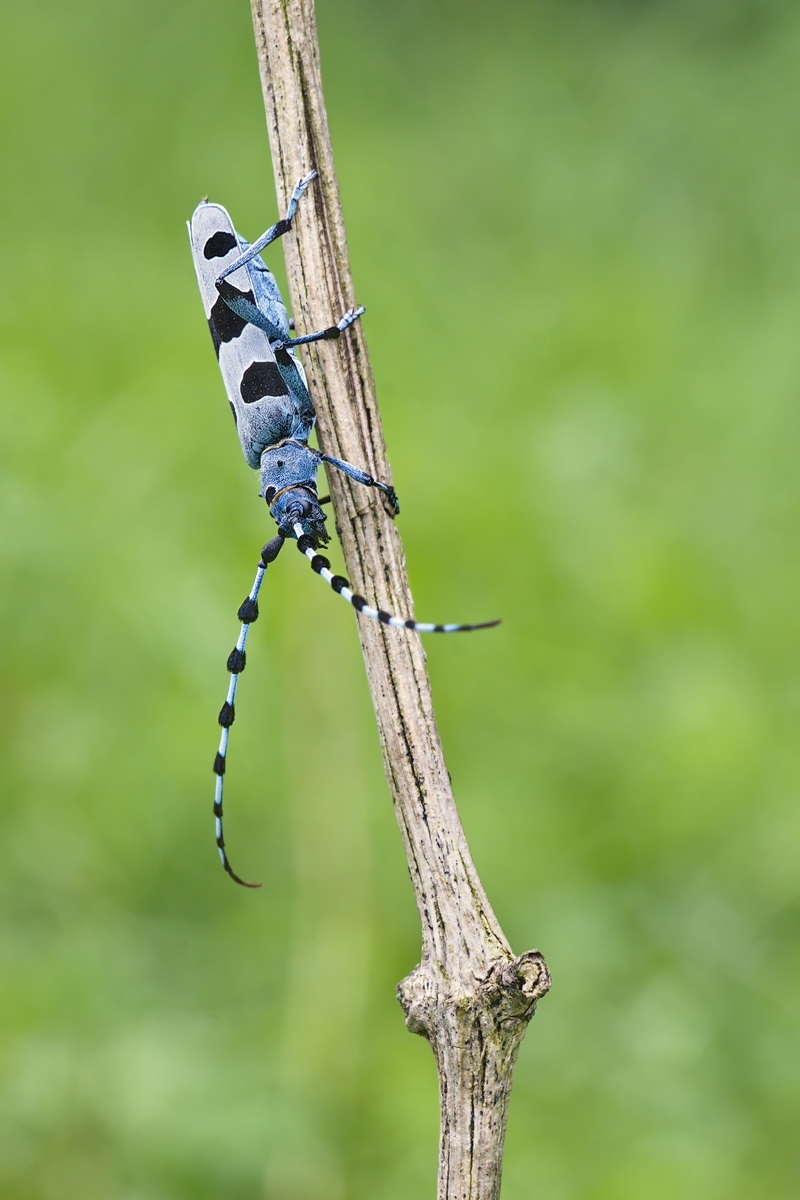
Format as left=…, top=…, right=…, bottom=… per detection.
left=396, top=963, right=435, bottom=1037
left=484, top=950, right=552, bottom=1027
left=397, top=950, right=551, bottom=1043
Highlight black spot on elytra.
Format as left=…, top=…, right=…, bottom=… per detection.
left=240, top=361, right=289, bottom=404
left=208, top=289, right=252, bottom=356
left=204, top=231, right=238, bottom=259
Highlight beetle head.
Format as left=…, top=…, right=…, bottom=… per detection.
left=267, top=486, right=329, bottom=545
left=259, top=441, right=329, bottom=545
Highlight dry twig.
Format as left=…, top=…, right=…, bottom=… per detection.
left=248, top=2, right=551, bottom=1195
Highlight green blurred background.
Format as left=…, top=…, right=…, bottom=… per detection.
left=2, top=0, right=799, bottom=1196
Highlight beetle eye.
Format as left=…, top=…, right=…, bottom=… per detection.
left=276, top=459, right=284, bottom=467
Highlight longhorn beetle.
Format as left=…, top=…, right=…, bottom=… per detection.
left=188, top=171, right=499, bottom=887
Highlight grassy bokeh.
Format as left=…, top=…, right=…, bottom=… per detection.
left=2, top=0, right=799, bottom=1196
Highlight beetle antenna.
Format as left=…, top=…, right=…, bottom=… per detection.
left=212, top=535, right=285, bottom=886
left=292, top=525, right=499, bottom=633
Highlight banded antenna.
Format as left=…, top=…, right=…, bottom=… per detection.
left=212, top=535, right=284, bottom=888
left=213, top=527, right=500, bottom=888
left=293, top=523, right=500, bottom=632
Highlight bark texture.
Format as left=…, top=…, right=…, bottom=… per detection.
left=249, top=3, right=550, bottom=1195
